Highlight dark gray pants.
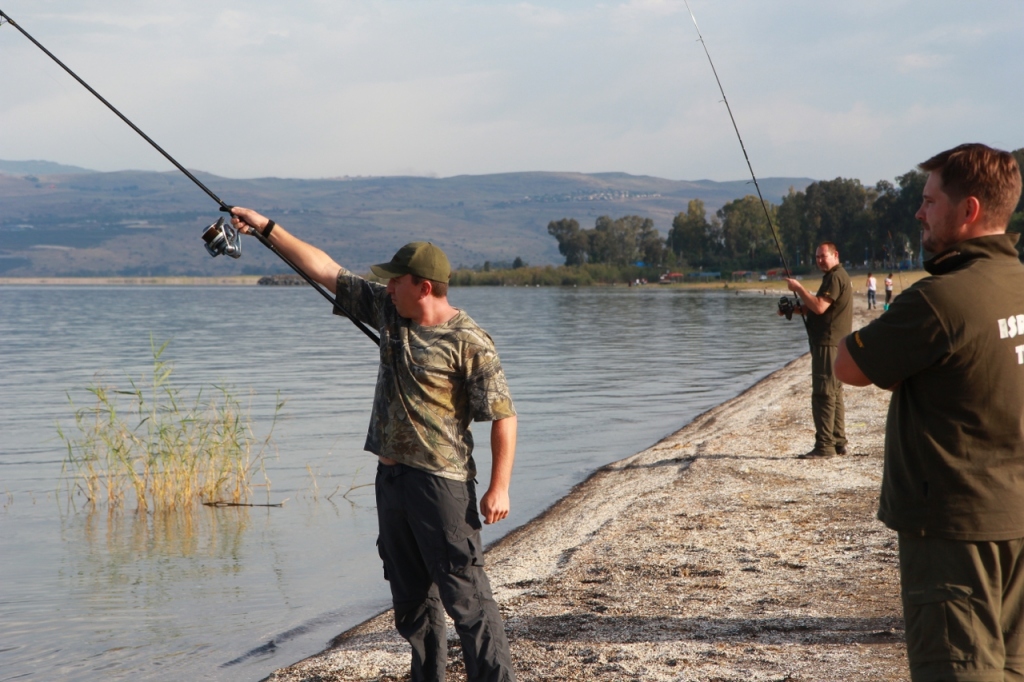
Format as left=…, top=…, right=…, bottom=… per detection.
left=899, top=533, right=1024, bottom=681
left=810, top=343, right=846, bottom=453
left=375, top=462, right=515, bottom=682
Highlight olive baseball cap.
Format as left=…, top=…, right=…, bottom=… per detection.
left=370, top=242, right=451, bottom=282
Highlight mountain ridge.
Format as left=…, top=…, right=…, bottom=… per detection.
left=0, top=162, right=813, bottom=277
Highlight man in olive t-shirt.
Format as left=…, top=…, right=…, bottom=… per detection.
left=836, top=143, right=1024, bottom=682
left=229, top=207, right=519, bottom=682
left=782, top=242, right=853, bottom=459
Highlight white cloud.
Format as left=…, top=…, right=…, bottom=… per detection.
left=509, top=3, right=573, bottom=28
left=897, top=52, right=950, bottom=73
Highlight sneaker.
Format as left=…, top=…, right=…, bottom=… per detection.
left=798, top=448, right=835, bottom=459
left=836, top=445, right=848, bottom=455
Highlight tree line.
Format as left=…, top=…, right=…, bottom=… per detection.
left=548, top=149, right=1024, bottom=275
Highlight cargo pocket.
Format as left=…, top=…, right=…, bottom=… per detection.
left=905, top=584, right=975, bottom=664
left=375, top=537, right=391, bottom=582
left=444, top=525, right=485, bottom=574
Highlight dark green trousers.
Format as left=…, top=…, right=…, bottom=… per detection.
left=810, top=343, right=846, bottom=453
left=899, top=533, right=1024, bottom=681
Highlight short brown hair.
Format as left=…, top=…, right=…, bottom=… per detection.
left=817, top=241, right=838, bottom=256
left=410, top=274, right=448, bottom=298
left=919, top=143, right=1022, bottom=227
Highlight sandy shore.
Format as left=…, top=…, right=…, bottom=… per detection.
left=265, top=307, right=907, bottom=682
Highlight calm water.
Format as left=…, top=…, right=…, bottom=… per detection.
left=0, top=284, right=808, bottom=681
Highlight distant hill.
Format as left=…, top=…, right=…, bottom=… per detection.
left=0, top=159, right=97, bottom=176
left=0, top=162, right=813, bottom=277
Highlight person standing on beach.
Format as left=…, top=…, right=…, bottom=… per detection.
left=230, top=207, right=519, bottom=682
left=835, top=143, right=1024, bottom=682
left=884, top=272, right=894, bottom=310
left=781, top=242, right=853, bottom=459
left=866, top=272, right=877, bottom=309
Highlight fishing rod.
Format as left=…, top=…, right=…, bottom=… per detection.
left=682, top=1, right=792, bottom=278
left=682, top=1, right=806, bottom=326
left=0, top=9, right=380, bottom=346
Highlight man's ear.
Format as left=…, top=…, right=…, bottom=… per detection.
left=419, top=278, right=433, bottom=298
left=963, top=196, right=983, bottom=226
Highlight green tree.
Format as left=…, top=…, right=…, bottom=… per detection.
left=872, top=170, right=926, bottom=266
left=777, top=187, right=810, bottom=269
left=548, top=214, right=667, bottom=269
left=634, top=217, right=666, bottom=267
left=587, top=216, right=619, bottom=265
left=547, top=218, right=588, bottom=266
left=717, top=195, right=779, bottom=270
left=668, top=198, right=712, bottom=266
left=776, top=178, right=876, bottom=268
left=805, top=178, right=875, bottom=264
left=587, top=215, right=665, bottom=267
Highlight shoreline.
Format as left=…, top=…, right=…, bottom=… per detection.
left=0, top=276, right=263, bottom=286
left=0, top=271, right=926, bottom=292
left=265, top=306, right=907, bottom=681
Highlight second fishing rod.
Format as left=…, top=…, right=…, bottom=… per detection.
left=682, top=1, right=808, bottom=327
left=0, top=9, right=379, bottom=346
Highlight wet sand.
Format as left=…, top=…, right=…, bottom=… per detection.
left=265, top=306, right=907, bottom=682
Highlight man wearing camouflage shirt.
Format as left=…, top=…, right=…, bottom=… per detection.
left=231, top=207, right=518, bottom=682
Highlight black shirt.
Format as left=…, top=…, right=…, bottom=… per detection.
left=847, top=234, right=1024, bottom=540
left=806, top=264, right=853, bottom=346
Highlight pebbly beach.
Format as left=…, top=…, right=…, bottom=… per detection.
left=265, top=306, right=908, bottom=682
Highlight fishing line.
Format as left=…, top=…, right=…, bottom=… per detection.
left=886, top=231, right=906, bottom=292
left=0, top=9, right=379, bottom=346
left=682, top=0, right=792, bottom=278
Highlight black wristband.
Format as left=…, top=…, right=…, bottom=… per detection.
left=261, top=220, right=276, bottom=238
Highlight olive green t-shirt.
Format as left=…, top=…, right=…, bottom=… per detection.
left=334, top=269, right=517, bottom=481
left=846, top=234, right=1024, bottom=541
left=806, top=264, right=853, bottom=346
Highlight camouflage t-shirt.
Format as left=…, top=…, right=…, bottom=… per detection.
left=334, top=268, right=516, bottom=481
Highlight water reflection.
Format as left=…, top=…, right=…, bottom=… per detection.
left=61, top=505, right=251, bottom=596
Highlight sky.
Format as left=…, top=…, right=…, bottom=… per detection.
left=1, top=0, right=1021, bottom=185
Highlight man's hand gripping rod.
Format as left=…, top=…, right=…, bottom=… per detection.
left=0, top=9, right=379, bottom=346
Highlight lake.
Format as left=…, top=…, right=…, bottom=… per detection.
left=0, top=284, right=808, bottom=681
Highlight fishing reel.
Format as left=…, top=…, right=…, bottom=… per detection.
left=778, top=296, right=798, bottom=320
left=201, top=217, right=242, bottom=259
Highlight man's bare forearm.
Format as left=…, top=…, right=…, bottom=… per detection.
left=231, top=207, right=341, bottom=291
left=835, top=336, right=872, bottom=386
left=784, top=278, right=832, bottom=316
left=480, top=415, right=517, bottom=524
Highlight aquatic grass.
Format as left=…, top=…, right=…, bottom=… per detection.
left=59, top=338, right=281, bottom=511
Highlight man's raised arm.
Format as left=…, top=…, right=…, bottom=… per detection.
left=231, top=207, right=342, bottom=292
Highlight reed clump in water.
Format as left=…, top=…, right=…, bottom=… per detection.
left=59, top=338, right=281, bottom=511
